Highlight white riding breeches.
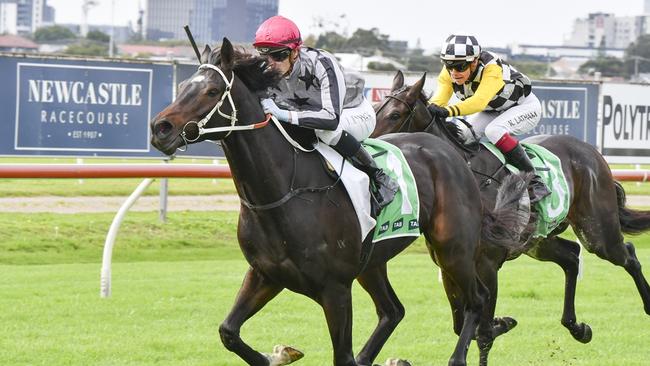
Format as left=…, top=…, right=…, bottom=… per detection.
left=465, top=93, right=542, bottom=144
left=316, top=98, right=376, bottom=145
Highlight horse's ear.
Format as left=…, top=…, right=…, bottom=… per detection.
left=391, top=70, right=404, bottom=91
left=405, top=72, right=427, bottom=103
left=200, top=44, right=211, bottom=64
left=220, top=37, right=234, bottom=68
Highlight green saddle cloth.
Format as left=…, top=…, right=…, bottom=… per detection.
left=481, top=142, right=571, bottom=238
left=363, top=138, right=421, bottom=243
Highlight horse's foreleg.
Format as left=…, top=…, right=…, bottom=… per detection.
left=219, top=267, right=284, bottom=366
left=320, top=283, right=358, bottom=366
left=527, top=236, right=592, bottom=343
left=355, top=265, right=405, bottom=366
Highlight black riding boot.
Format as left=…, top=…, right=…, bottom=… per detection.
left=333, top=131, right=399, bottom=213
left=504, top=143, right=551, bottom=204
left=349, top=146, right=400, bottom=208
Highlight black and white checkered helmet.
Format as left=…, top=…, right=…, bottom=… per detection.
left=440, top=35, right=481, bottom=62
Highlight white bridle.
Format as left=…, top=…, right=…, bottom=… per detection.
left=181, top=63, right=314, bottom=153
left=182, top=64, right=250, bottom=141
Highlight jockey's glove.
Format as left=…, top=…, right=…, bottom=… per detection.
left=261, top=98, right=291, bottom=123
left=427, top=103, right=449, bottom=119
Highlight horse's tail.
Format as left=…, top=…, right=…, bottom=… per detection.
left=481, top=173, right=535, bottom=250
left=615, top=181, right=650, bottom=235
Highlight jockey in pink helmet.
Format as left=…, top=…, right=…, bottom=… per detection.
left=254, top=15, right=398, bottom=213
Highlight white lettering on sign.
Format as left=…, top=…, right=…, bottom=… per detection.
left=540, top=99, right=581, bottom=119
left=39, top=109, right=129, bottom=125
left=27, top=80, right=143, bottom=106
left=529, top=124, right=570, bottom=135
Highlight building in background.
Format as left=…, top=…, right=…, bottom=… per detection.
left=146, top=0, right=278, bottom=44
left=0, top=0, right=54, bottom=34
left=0, top=33, right=38, bottom=51
left=0, top=2, right=17, bottom=34
left=565, top=12, right=650, bottom=49
left=145, top=0, right=191, bottom=41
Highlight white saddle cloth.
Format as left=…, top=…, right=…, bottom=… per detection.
left=315, top=143, right=376, bottom=241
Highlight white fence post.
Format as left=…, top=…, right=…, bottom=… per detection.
left=100, top=178, right=155, bottom=298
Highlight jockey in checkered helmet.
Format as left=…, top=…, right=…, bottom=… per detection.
left=427, top=34, right=551, bottom=203
left=440, top=34, right=481, bottom=64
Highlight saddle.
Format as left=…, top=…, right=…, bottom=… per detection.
left=443, top=119, right=570, bottom=238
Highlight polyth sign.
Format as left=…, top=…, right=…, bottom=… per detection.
left=601, top=83, right=650, bottom=163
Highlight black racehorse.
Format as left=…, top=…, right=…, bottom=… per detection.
left=150, top=39, right=531, bottom=366
left=372, top=70, right=650, bottom=364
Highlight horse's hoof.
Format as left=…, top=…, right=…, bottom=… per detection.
left=493, top=316, right=518, bottom=336
left=264, top=345, right=304, bottom=366
left=385, top=358, right=412, bottom=366
left=569, top=323, right=592, bottom=344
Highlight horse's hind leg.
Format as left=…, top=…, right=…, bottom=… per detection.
left=623, top=241, right=650, bottom=314
left=571, top=207, right=650, bottom=315
left=527, top=236, right=592, bottom=343
left=219, top=268, right=285, bottom=365
left=355, top=264, right=405, bottom=366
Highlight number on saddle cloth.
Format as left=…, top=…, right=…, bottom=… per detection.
left=482, top=141, right=571, bottom=238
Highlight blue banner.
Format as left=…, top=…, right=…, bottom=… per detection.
left=521, top=81, right=599, bottom=146
left=0, top=55, right=173, bottom=157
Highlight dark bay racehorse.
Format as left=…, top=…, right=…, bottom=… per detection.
left=150, top=39, right=530, bottom=366
left=372, top=71, right=650, bottom=364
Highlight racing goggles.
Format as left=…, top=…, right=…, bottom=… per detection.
left=257, top=47, right=292, bottom=62
left=443, top=59, right=472, bottom=72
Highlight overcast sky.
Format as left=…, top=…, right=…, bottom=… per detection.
left=48, top=0, right=646, bottom=49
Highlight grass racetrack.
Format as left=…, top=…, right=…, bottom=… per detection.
left=1, top=211, right=650, bottom=365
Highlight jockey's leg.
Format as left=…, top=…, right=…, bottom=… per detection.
left=497, top=135, right=550, bottom=203
left=333, top=131, right=399, bottom=211
left=484, top=94, right=550, bottom=203
left=317, top=99, right=398, bottom=211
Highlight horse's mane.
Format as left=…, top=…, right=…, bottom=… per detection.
left=403, top=84, right=475, bottom=147
left=209, top=47, right=282, bottom=93
left=208, top=46, right=316, bottom=145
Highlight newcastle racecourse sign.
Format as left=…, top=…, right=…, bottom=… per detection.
left=0, top=55, right=175, bottom=158
left=16, top=63, right=152, bottom=153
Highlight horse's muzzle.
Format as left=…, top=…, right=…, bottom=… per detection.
left=150, top=118, right=181, bottom=155
left=153, top=119, right=174, bottom=141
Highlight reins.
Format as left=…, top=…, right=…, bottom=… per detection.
left=384, top=87, right=507, bottom=186
left=184, top=62, right=341, bottom=211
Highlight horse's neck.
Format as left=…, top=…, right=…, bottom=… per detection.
left=221, top=84, right=296, bottom=207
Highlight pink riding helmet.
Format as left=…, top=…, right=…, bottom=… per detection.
left=253, top=15, right=303, bottom=50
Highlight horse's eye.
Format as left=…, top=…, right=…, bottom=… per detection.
left=389, top=112, right=401, bottom=120
left=207, top=89, right=219, bottom=97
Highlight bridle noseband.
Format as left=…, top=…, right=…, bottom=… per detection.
left=180, top=63, right=314, bottom=153
left=182, top=64, right=242, bottom=142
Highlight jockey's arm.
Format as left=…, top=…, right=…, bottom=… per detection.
left=431, top=64, right=505, bottom=117
left=288, top=57, right=345, bottom=131
left=428, top=68, right=454, bottom=107
left=443, top=64, right=505, bottom=117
